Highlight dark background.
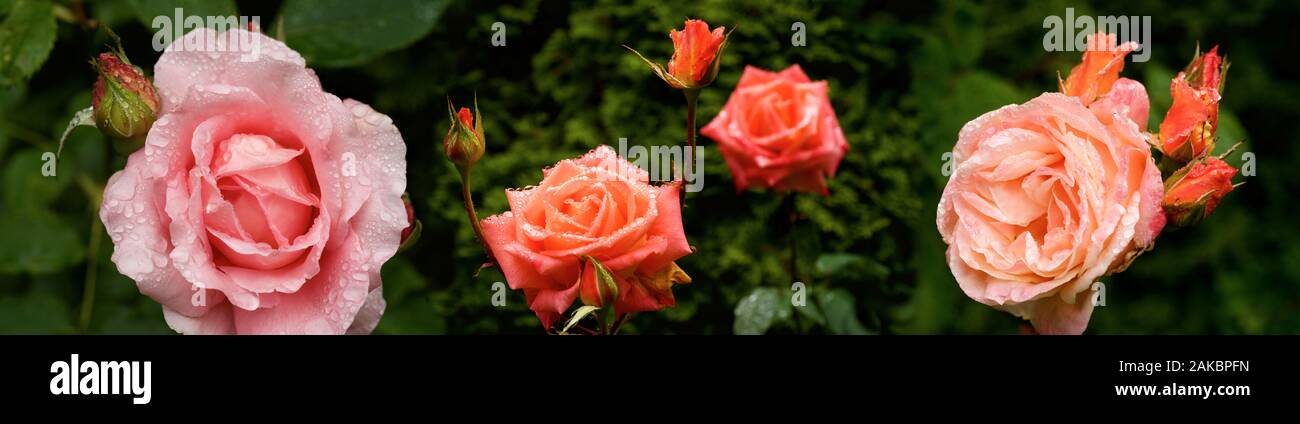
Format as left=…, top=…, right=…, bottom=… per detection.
left=0, top=0, right=1296, bottom=334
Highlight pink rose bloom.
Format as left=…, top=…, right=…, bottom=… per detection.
left=936, top=81, right=1165, bottom=334
left=99, top=29, right=407, bottom=334
left=481, top=146, right=693, bottom=330
left=701, top=64, right=849, bottom=195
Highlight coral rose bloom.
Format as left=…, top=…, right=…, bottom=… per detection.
left=936, top=79, right=1165, bottom=334
left=701, top=64, right=849, bottom=195
left=481, top=146, right=692, bottom=329
left=100, top=29, right=408, bottom=334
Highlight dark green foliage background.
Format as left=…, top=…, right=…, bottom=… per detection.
left=0, top=0, right=1295, bottom=334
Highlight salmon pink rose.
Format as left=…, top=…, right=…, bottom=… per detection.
left=99, top=28, right=408, bottom=334
left=937, top=33, right=1166, bottom=335
left=481, top=146, right=693, bottom=330
left=937, top=82, right=1166, bottom=335
left=700, top=64, right=849, bottom=195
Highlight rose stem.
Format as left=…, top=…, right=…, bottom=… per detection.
left=784, top=192, right=805, bottom=333
left=609, top=313, right=631, bottom=335
left=77, top=175, right=104, bottom=333
left=684, top=89, right=698, bottom=154
left=459, top=168, right=496, bottom=266
left=681, top=89, right=700, bottom=204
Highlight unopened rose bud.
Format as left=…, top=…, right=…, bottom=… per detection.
left=443, top=99, right=484, bottom=171
left=668, top=19, right=727, bottom=89
left=1163, top=157, right=1238, bottom=227
left=579, top=257, right=620, bottom=308
left=1060, top=32, right=1137, bottom=106
left=626, top=19, right=731, bottom=91
left=91, top=52, right=160, bottom=144
left=1159, top=46, right=1228, bottom=163
left=397, top=193, right=421, bottom=253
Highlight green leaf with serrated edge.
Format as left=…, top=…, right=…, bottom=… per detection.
left=0, top=0, right=56, bottom=87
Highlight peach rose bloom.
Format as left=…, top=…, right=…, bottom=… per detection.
left=481, top=146, right=692, bottom=329
left=100, top=29, right=407, bottom=334
left=701, top=64, right=849, bottom=195
left=937, top=36, right=1166, bottom=334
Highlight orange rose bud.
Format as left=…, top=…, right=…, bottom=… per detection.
left=92, top=52, right=160, bottom=142
left=668, top=19, right=727, bottom=88
left=625, top=19, right=730, bottom=91
left=578, top=257, right=619, bottom=308
left=443, top=98, right=485, bottom=170
left=1061, top=33, right=1137, bottom=105
left=1163, top=157, right=1238, bottom=227
left=1159, top=46, right=1228, bottom=163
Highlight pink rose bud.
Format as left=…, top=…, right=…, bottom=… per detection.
left=1159, top=46, right=1228, bottom=163
left=443, top=100, right=484, bottom=170
left=1163, top=157, right=1238, bottom=227
left=578, top=257, right=620, bottom=308
left=91, top=52, right=160, bottom=143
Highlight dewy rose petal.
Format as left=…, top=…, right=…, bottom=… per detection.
left=99, top=28, right=408, bottom=334
left=480, top=146, right=693, bottom=329
left=701, top=64, right=849, bottom=195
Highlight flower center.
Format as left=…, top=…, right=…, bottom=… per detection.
left=205, top=134, right=319, bottom=270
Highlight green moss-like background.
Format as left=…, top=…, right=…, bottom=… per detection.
left=0, top=0, right=1295, bottom=334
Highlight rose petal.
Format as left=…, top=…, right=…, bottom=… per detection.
left=162, top=302, right=235, bottom=335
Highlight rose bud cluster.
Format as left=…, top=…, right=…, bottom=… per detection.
left=1156, top=47, right=1241, bottom=229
